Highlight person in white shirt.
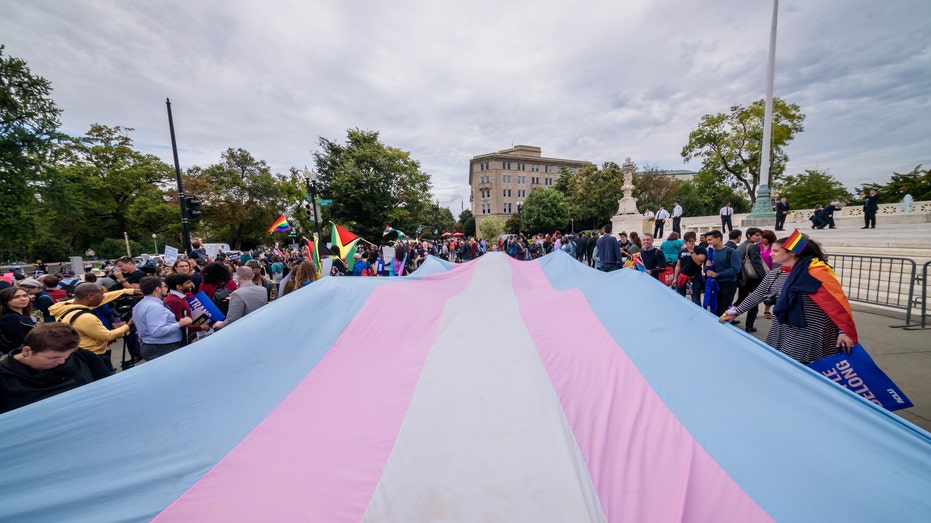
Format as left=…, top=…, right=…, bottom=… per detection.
left=654, top=205, right=671, bottom=238
left=720, top=202, right=734, bottom=232
left=643, top=209, right=654, bottom=218
left=672, top=200, right=683, bottom=234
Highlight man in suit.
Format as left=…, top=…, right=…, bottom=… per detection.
left=862, top=189, right=879, bottom=229
left=775, top=197, right=789, bottom=231
left=221, top=267, right=268, bottom=326
left=813, top=202, right=842, bottom=229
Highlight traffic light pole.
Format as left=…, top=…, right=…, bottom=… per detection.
left=166, top=98, right=192, bottom=254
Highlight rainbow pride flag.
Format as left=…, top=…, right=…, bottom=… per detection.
left=784, top=229, right=807, bottom=254
left=804, top=258, right=859, bottom=344
left=267, top=214, right=290, bottom=233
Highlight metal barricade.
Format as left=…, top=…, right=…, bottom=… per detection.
left=904, top=261, right=930, bottom=330
left=829, top=254, right=918, bottom=327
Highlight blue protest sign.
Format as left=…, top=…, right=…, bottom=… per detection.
left=187, top=291, right=225, bottom=324
left=808, top=344, right=913, bottom=412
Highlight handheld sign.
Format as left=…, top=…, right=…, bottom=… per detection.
left=187, top=291, right=225, bottom=325
left=808, top=344, right=913, bottom=411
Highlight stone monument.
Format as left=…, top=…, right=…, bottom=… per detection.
left=611, top=158, right=651, bottom=235
left=616, top=158, right=640, bottom=215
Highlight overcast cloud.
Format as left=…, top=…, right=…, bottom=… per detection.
left=3, top=0, right=929, bottom=210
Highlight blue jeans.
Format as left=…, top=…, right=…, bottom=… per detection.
left=676, top=275, right=704, bottom=307
left=599, top=263, right=620, bottom=272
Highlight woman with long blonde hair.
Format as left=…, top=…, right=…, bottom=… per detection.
left=283, top=260, right=318, bottom=295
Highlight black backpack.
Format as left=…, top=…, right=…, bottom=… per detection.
left=212, top=286, right=231, bottom=316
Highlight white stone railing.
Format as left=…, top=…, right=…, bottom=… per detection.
left=639, top=200, right=931, bottom=233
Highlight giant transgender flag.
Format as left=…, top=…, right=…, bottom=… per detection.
left=1, top=252, right=929, bottom=522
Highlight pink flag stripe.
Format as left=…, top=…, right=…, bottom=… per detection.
left=154, top=268, right=476, bottom=522
left=508, top=258, right=772, bottom=522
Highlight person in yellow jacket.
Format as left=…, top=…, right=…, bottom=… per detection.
left=49, top=283, right=135, bottom=373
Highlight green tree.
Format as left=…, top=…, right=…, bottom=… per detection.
left=48, top=124, right=176, bottom=251
left=681, top=98, right=805, bottom=203
left=672, top=172, right=751, bottom=217
left=856, top=165, right=931, bottom=204
left=522, top=188, right=569, bottom=234
left=554, top=167, right=573, bottom=196
left=633, top=165, right=683, bottom=213
left=776, top=169, right=852, bottom=209
left=436, top=207, right=456, bottom=235
left=479, top=215, right=505, bottom=239
left=0, top=45, right=64, bottom=259
left=190, top=148, right=303, bottom=250
left=314, top=128, right=433, bottom=241
left=458, top=209, right=475, bottom=237
left=503, top=213, right=521, bottom=234
left=565, top=162, right=624, bottom=230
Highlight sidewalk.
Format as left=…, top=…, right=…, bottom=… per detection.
left=745, top=309, right=931, bottom=432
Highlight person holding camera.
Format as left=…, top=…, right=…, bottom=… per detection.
left=132, top=277, right=193, bottom=361
left=719, top=233, right=857, bottom=364
left=49, top=283, right=135, bottom=373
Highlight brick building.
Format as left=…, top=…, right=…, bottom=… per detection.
left=469, top=145, right=592, bottom=235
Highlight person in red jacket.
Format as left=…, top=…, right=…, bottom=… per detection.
left=163, top=274, right=220, bottom=341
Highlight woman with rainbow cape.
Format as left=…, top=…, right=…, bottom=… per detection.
left=719, top=230, right=858, bottom=364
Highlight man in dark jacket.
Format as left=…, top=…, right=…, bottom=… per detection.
left=735, top=228, right=768, bottom=333
left=862, top=189, right=879, bottom=229
left=813, top=203, right=842, bottom=229
left=0, top=322, right=110, bottom=414
left=573, top=234, right=588, bottom=264
left=595, top=224, right=622, bottom=272
left=638, top=233, right=668, bottom=280
left=775, top=197, right=790, bottom=231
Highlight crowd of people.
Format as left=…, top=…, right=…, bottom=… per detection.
left=496, top=224, right=857, bottom=366
left=0, top=215, right=859, bottom=415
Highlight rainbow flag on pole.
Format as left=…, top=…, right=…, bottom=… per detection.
left=267, top=215, right=290, bottom=233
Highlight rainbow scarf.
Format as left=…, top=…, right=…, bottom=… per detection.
left=267, top=215, right=290, bottom=233
left=773, top=257, right=858, bottom=344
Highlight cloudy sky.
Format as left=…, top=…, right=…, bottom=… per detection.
left=3, top=0, right=929, bottom=211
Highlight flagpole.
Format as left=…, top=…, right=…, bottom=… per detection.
left=748, top=0, right=778, bottom=219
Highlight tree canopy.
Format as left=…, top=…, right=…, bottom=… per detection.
left=565, top=162, right=624, bottom=230
left=314, top=128, right=433, bottom=242
left=478, top=215, right=505, bottom=240
left=681, top=98, right=804, bottom=203
left=0, top=45, right=63, bottom=259
left=522, top=188, right=569, bottom=234
left=855, top=164, right=931, bottom=204
left=776, top=169, right=852, bottom=209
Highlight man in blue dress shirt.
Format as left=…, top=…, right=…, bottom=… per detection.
left=132, top=276, right=193, bottom=361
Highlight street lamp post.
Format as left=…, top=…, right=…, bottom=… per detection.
left=302, top=167, right=322, bottom=243
left=517, top=201, right=523, bottom=234
left=152, top=233, right=158, bottom=255
left=433, top=199, right=440, bottom=237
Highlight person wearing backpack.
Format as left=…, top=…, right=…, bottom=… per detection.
left=735, top=228, right=769, bottom=333
left=704, top=230, right=742, bottom=318
left=200, top=262, right=237, bottom=317
left=49, top=283, right=135, bottom=373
